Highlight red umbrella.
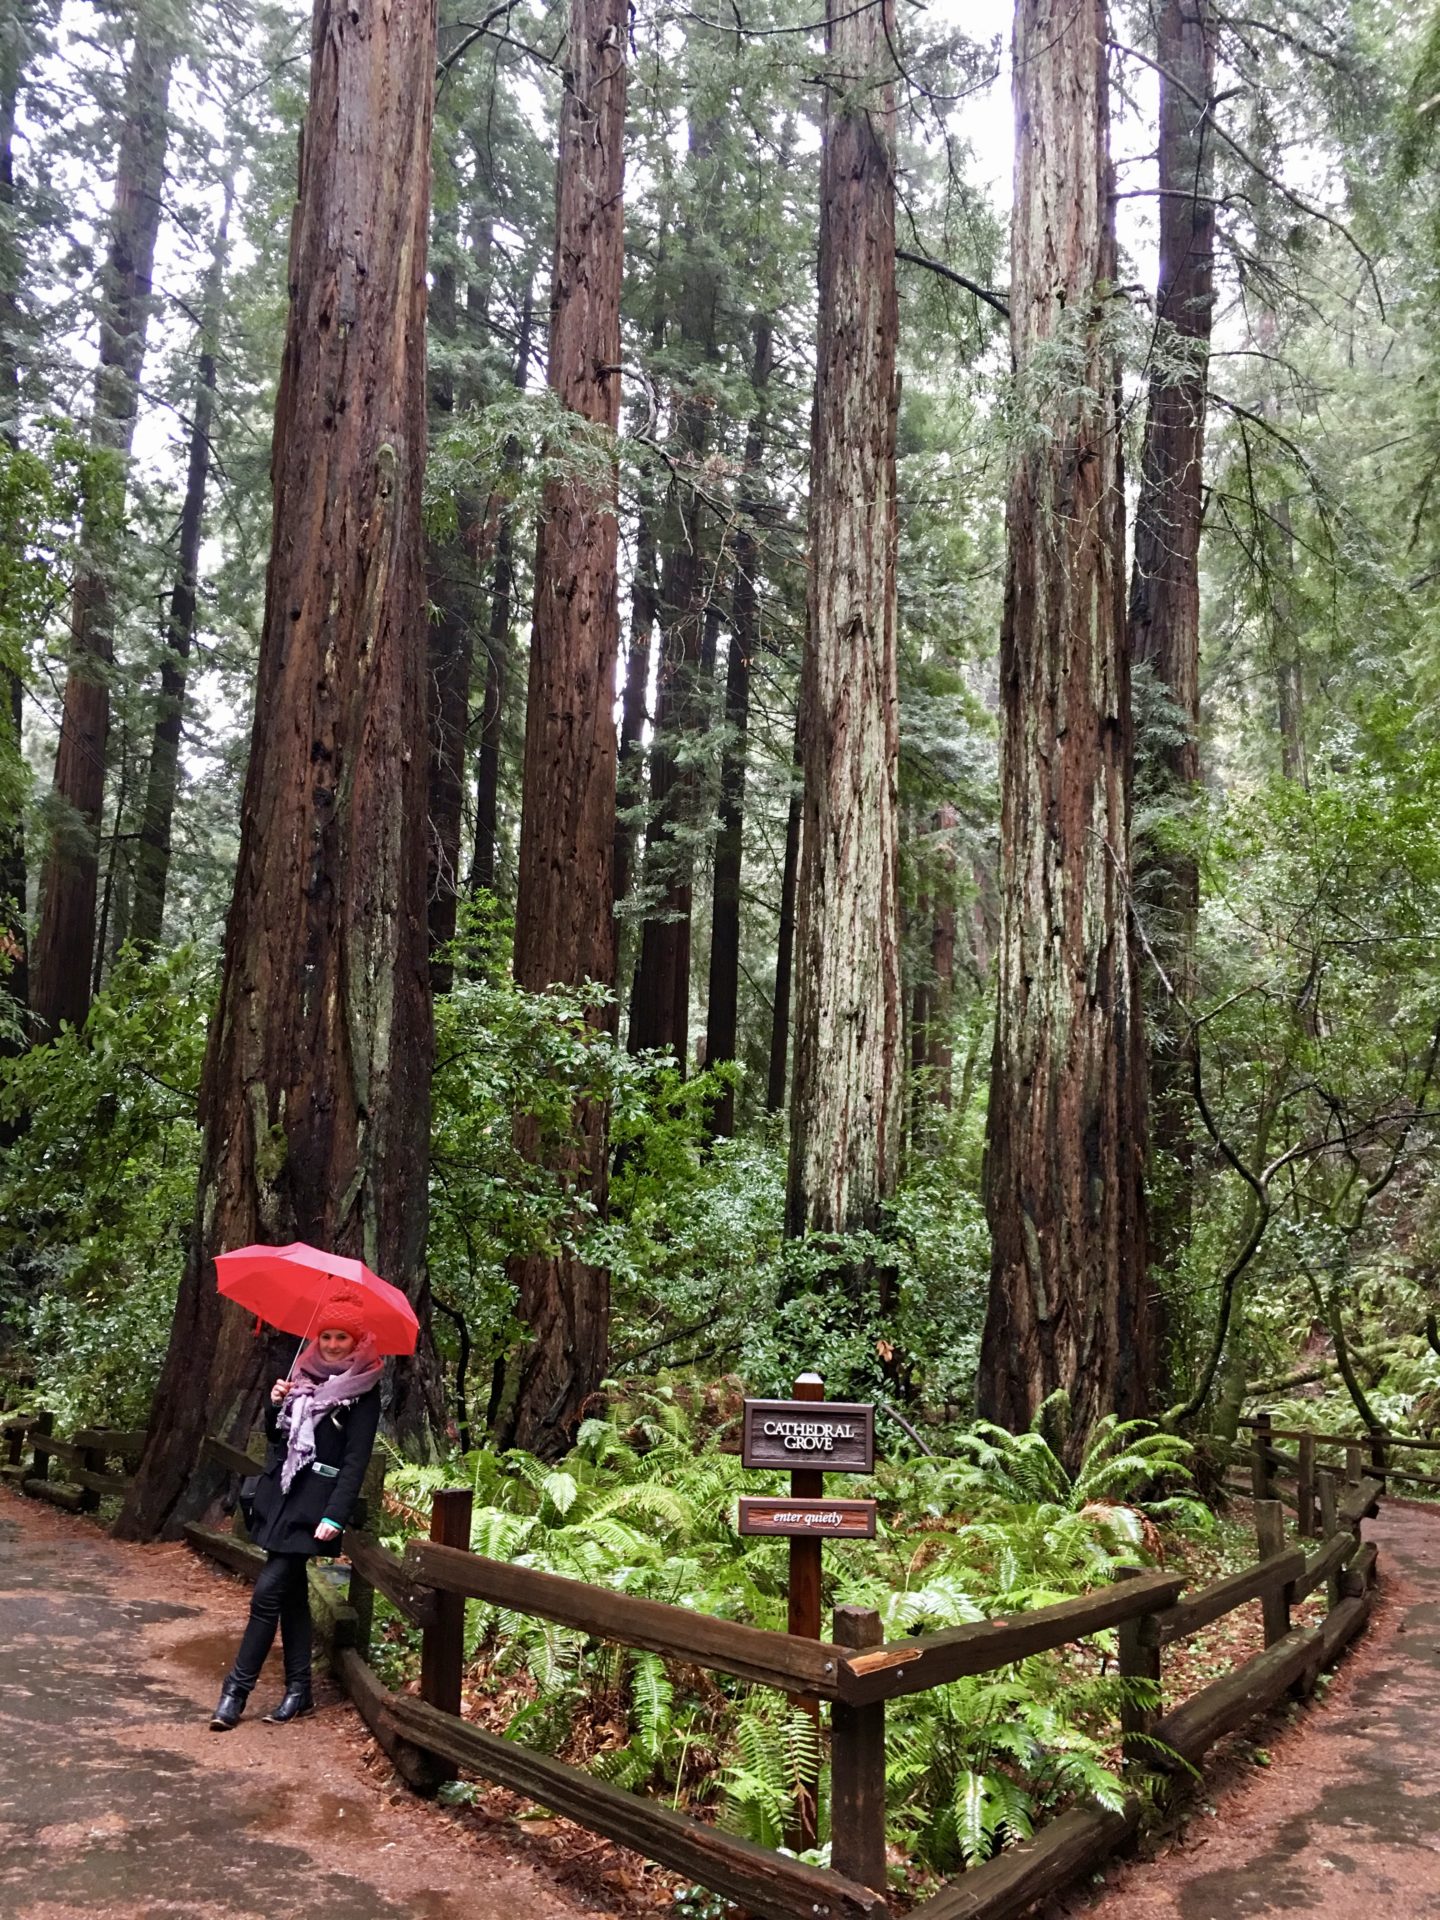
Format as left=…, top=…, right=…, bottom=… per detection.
left=214, top=1241, right=419, bottom=1356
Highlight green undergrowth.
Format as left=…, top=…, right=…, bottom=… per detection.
left=370, top=1384, right=1215, bottom=1895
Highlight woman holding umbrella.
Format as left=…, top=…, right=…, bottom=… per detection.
left=209, top=1280, right=384, bottom=1731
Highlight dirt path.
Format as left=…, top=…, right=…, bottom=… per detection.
left=1068, top=1502, right=1440, bottom=1920
left=0, top=1484, right=612, bottom=1920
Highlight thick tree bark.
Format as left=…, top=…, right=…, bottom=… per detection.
left=498, top=0, right=627, bottom=1459
left=1128, top=0, right=1215, bottom=1278
left=785, top=0, right=903, bottom=1245
left=706, top=315, right=774, bottom=1135
left=979, top=0, right=1151, bottom=1444
left=0, top=23, right=29, bottom=1022
left=425, top=245, right=475, bottom=991
left=30, top=24, right=173, bottom=1038
left=131, top=181, right=233, bottom=956
left=119, top=0, right=440, bottom=1539
left=470, top=279, right=534, bottom=900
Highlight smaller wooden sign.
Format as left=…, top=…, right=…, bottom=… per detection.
left=742, top=1398, right=875, bottom=1473
left=737, top=1496, right=878, bottom=1539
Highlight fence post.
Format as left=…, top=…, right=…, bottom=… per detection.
left=1251, top=1412, right=1274, bottom=1502
left=1369, top=1428, right=1387, bottom=1477
left=5, top=1420, right=23, bottom=1469
left=31, top=1409, right=53, bottom=1485
left=1345, top=1442, right=1363, bottom=1487
left=786, top=1371, right=825, bottom=1854
left=76, top=1436, right=104, bottom=1515
left=1316, top=1469, right=1343, bottom=1609
left=419, top=1487, right=472, bottom=1780
left=1296, top=1432, right=1316, bottom=1538
left=830, top=1604, right=887, bottom=1895
left=1115, top=1565, right=1162, bottom=1775
left=1255, top=1499, right=1290, bottom=1646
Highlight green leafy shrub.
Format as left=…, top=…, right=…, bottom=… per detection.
left=0, top=945, right=209, bottom=1426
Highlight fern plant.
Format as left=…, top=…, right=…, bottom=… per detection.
left=377, top=1380, right=1199, bottom=1882
left=884, top=1663, right=1147, bottom=1869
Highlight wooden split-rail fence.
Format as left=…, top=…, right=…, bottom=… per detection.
left=0, top=1405, right=1391, bottom=1920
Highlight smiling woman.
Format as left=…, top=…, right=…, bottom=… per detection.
left=209, top=1286, right=384, bottom=1733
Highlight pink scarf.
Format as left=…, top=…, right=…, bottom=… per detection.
left=277, top=1335, right=383, bottom=1494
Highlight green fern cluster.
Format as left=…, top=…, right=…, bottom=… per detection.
left=376, top=1382, right=1203, bottom=1880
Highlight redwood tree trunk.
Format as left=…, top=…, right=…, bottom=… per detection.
left=767, top=742, right=802, bottom=1115
left=470, top=279, right=534, bottom=900
left=120, top=0, right=440, bottom=1539
left=706, top=315, right=773, bottom=1135
left=425, top=247, right=475, bottom=990
left=627, top=193, right=721, bottom=1066
left=1128, top=0, right=1215, bottom=1277
left=132, top=181, right=233, bottom=956
left=785, top=0, right=903, bottom=1245
left=979, top=0, right=1151, bottom=1443
left=499, top=0, right=627, bottom=1458
left=30, top=24, right=173, bottom=1038
left=614, top=302, right=666, bottom=914
left=927, top=802, right=958, bottom=1105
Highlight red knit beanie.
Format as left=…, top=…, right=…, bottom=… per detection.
left=315, top=1287, right=370, bottom=1339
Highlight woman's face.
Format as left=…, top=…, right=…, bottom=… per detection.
left=317, top=1327, right=358, bottom=1363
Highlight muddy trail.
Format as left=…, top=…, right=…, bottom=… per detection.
left=0, top=1484, right=630, bottom=1920
left=5, top=1482, right=1438, bottom=1920
left=1066, top=1502, right=1440, bottom=1920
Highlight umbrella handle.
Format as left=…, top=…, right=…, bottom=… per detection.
left=287, top=1297, right=325, bottom=1386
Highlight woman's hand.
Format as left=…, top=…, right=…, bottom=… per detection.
left=314, top=1520, right=341, bottom=1544
left=270, top=1377, right=293, bottom=1405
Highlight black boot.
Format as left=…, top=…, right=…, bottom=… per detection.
left=263, top=1680, right=314, bottom=1724
left=209, top=1680, right=249, bottom=1732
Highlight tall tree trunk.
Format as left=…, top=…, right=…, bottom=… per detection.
left=131, top=179, right=234, bottom=956
left=767, top=740, right=801, bottom=1115
left=706, top=315, right=773, bottom=1136
left=498, top=0, right=627, bottom=1459
left=119, top=0, right=440, bottom=1539
left=613, top=490, right=657, bottom=914
left=425, top=237, right=475, bottom=991
left=30, top=24, right=173, bottom=1039
left=1128, top=0, right=1215, bottom=1279
left=926, top=802, right=959, bottom=1106
left=978, top=0, right=1151, bottom=1445
left=0, top=18, right=30, bottom=1022
left=92, top=719, right=132, bottom=992
left=785, top=0, right=902, bottom=1249
left=627, top=171, right=721, bottom=1067
left=470, top=277, right=534, bottom=900
left=614, top=303, right=666, bottom=914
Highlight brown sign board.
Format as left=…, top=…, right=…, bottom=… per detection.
left=741, top=1399, right=875, bottom=1473
left=737, top=1496, right=878, bottom=1539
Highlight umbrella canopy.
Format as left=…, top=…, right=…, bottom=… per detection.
left=214, top=1241, right=419, bottom=1356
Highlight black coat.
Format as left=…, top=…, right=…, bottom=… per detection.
left=249, top=1383, right=381, bottom=1556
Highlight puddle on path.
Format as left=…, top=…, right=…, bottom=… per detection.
left=167, top=1628, right=282, bottom=1683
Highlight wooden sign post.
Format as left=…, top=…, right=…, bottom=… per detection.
left=737, top=1371, right=877, bottom=1853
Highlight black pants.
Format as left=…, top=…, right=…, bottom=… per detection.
left=228, top=1552, right=312, bottom=1691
